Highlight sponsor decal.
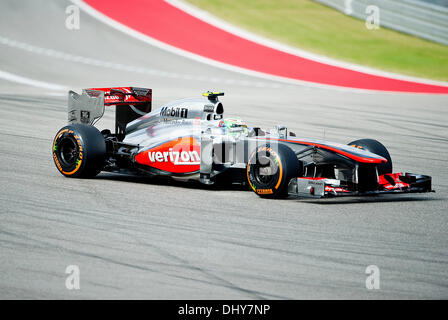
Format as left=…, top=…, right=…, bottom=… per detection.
left=80, top=110, right=90, bottom=123
left=135, top=137, right=200, bottom=173
left=147, top=149, right=199, bottom=165
left=350, top=144, right=364, bottom=150
left=203, top=104, right=214, bottom=112
left=256, top=188, right=273, bottom=195
left=105, top=95, right=121, bottom=101
left=160, top=106, right=188, bottom=118
left=308, top=180, right=325, bottom=186
left=104, top=95, right=123, bottom=104
left=132, top=87, right=150, bottom=96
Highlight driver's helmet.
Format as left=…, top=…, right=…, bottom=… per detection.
left=218, top=118, right=250, bottom=136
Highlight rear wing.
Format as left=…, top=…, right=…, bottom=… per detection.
left=68, top=87, right=152, bottom=134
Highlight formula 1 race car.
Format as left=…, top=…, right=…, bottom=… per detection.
left=52, top=87, right=433, bottom=199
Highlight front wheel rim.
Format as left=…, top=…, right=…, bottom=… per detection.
left=253, top=155, right=278, bottom=187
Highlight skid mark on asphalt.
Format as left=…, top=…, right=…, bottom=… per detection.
left=0, top=224, right=276, bottom=298
left=79, top=182, right=278, bottom=299
left=129, top=233, right=276, bottom=299
left=81, top=179, right=270, bottom=298
left=0, top=190, right=278, bottom=299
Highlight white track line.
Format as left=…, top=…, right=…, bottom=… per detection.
left=0, top=36, right=282, bottom=89
left=0, top=69, right=68, bottom=91
left=168, top=0, right=448, bottom=87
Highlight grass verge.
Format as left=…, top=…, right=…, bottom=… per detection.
left=185, top=0, right=448, bottom=81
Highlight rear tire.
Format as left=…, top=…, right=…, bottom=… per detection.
left=348, top=138, right=393, bottom=175
left=52, top=124, right=106, bottom=178
left=247, top=144, right=302, bottom=198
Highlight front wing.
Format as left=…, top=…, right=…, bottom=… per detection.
left=288, top=173, right=433, bottom=198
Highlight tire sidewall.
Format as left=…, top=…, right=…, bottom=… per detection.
left=52, top=124, right=105, bottom=178
left=247, top=146, right=283, bottom=196
left=247, top=144, right=301, bottom=198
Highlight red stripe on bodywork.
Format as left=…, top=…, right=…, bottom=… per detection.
left=258, top=138, right=387, bottom=164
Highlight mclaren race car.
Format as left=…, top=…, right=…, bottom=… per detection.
left=52, top=87, right=433, bottom=199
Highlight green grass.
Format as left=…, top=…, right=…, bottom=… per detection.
left=185, top=0, right=448, bottom=81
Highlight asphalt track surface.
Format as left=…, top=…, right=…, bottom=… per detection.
left=0, top=0, right=447, bottom=299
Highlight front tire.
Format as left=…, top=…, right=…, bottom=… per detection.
left=348, top=138, right=393, bottom=175
left=247, top=144, right=302, bottom=198
left=52, top=124, right=106, bottom=178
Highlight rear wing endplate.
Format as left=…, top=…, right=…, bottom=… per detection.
left=68, top=89, right=105, bottom=125
left=67, top=87, right=152, bottom=134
